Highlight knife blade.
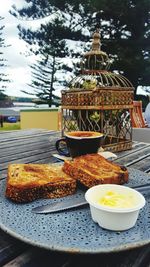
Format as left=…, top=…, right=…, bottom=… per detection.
left=52, top=154, right=72, bottom=161
left=32, top=197, right=88, bottom=214
left=32, top=183, right=150, bottom=214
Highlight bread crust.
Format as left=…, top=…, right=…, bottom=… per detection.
left=62, top=154, right=128, bottom=187
left=5, top=164, right=76, bottom=203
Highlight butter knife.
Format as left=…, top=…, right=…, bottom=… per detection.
left=32, top=197, right=87, bottom=214
left=32, top=184, right=150, bottom=214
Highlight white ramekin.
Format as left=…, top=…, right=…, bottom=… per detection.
left=85, top=184, right=146, bottom=231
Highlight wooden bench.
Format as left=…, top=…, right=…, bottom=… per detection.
left=130, top=101, right=148, bottom=128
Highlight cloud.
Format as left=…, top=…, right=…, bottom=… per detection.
left=1, top=0, right=35, bottom=97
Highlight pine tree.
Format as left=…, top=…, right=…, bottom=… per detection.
left=22, top=53, right=72, bottom=107
left=0, top=16, right=9, bottom=97
left=11, top=4, right=86, bottom=104
left=0, top=16, right=11, bottom=107
left=20, top=15, right=82, bottom=106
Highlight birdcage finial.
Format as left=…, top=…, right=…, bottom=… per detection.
left=81, top=29, right=110, bottom=71
left=91, top=28, right=101, bottom=51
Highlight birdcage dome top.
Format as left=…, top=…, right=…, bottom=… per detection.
left=69, top=71, right=133, bottom=90
left=68, top=29, right=133, bottom=91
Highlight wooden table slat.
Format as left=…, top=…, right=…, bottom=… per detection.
left=115, top=146, right=150, bottom=166
left=0, top=130, right=58, bottom=143
left=0, top=143, right=57, bottom=164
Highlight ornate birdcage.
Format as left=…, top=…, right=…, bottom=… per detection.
left=61, top=30, right=134, bottom=152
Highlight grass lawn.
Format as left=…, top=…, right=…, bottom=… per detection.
left=0, top=122, right=21, bottom=131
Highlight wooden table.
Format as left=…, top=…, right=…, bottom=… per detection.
left=0, top=129, right=150, bottom=267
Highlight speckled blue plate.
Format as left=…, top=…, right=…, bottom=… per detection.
left=0, top=168, right=150, bottom=254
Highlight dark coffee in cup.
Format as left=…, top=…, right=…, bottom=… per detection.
left=66, top=132, right=101, bottom=138
left=55, top=131, right=103, bottom=158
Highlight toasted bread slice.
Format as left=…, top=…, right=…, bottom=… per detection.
left=5, top=164, right=76, bottom=203
left=62, top=154, right=128, bottom=187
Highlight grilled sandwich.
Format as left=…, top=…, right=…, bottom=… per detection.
left=62, top=154, right=128, bottom=187
left=5, top=164, right=77, bottom=203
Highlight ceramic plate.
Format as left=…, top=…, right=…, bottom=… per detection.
left=0, top=168, right=150, bottom=254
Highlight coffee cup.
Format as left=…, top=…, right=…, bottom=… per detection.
left=55, top=131, right=103, bottom=158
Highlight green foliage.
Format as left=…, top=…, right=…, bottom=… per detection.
left=90, top=112, right=100, bottom=123
left=89, top=0, right=150, bottom=91
left=82, top=80, right=97, bottom=90
left=11, top=96, right=35, bottom=102
left=0, top=122, right=20, bottom=131
left=0, top=92, right=13, bottom=107
left=0, top=91, right=7, bottom=101
left=11, top=0, right=150, bottom=95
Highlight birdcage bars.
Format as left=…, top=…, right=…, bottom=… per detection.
left=61, top=30, right=134, bottom=152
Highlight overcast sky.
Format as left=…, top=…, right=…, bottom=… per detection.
left=1, top=0, right=38, bottom=97
left=1, top=0, right=147, bottom=98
